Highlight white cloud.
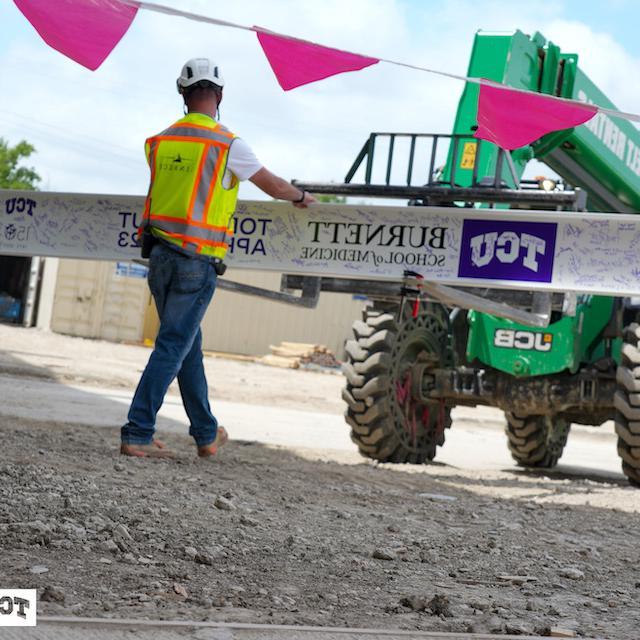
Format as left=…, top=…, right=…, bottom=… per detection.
left=545, top=19, right=640, bottom=113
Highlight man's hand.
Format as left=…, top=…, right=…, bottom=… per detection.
left=250, top=168, right=317, bottom=208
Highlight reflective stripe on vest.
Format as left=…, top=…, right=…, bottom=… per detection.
left=157, top=125, right=233, bottom=145
left=148, top=216, right=229, bottom=243
left=143, top=115, right=239, bottom=259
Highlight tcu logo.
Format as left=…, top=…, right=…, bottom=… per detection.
left=494, top=329, right=553, bottom=352
left=458, top=220, right=557, bottom=283
left=5, top=197, right=36, bottom=217
left=470, top=231, right=546, bottom=273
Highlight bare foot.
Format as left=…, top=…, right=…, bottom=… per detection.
left=197, top=426, right=229, bottom=458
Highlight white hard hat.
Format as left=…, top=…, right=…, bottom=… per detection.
left=176, top=58, right=225, bottom=93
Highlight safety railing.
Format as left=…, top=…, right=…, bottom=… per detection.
left=344, top=133, right=520, bottom=189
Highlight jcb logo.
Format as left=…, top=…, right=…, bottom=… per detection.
left=494, top=329, right=553, bottom=352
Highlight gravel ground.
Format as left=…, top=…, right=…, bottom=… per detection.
left=1, top=325, right=640, bottom=638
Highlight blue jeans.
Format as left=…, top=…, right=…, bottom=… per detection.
left=121, top=242, right=219, bottom=447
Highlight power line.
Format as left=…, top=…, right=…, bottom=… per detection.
left=0, top=108, right=141, bottom=166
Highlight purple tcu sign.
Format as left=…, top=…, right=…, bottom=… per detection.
left=457, top=219, right=557, bottom=283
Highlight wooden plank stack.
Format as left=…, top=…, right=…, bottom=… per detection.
left=260, top=341, right=339, bottom=369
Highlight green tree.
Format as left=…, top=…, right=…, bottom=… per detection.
left=313, top=194, right=346, bottom=204
left=0, top=138, right=40, bottom=190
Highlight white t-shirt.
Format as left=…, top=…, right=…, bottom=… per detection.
left=224, top=137, right=262, bottom=187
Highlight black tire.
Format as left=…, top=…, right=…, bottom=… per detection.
left=614, top=322, right=640, bottom=486
left=505, top=412, right=570, bottom=468
left=343, top=301, right=451, bottom=463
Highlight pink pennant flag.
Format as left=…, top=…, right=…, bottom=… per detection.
left=474, top=82, right=598, bottom=150
left=255, top=29, right=379, bottom=91
left=14, top=0, right=138, bottom=71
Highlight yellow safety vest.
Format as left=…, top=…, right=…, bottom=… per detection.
left=143, top=113, right=239, bottom=259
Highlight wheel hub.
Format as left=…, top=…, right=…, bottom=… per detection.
left=389, top=306, right=449, bottom=453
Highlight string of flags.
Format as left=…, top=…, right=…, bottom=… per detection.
left=12, top=0, right=640, bottom=150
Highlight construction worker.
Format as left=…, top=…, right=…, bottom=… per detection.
left=121, top=58, right=316, bottom=458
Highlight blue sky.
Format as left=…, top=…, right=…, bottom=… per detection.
left=1, top=0, right=639, bottom=197
left=400, top=0, right=640, bottom=56
left=560, top=0, right=639, bottom=55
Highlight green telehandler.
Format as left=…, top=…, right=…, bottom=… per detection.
left=295, top=29, right=640, bottom=485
